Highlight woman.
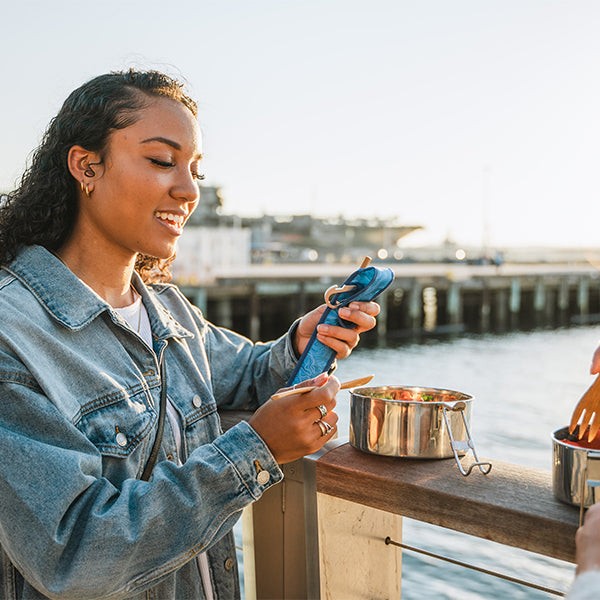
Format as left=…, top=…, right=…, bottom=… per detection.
left=0, top=70, right=379, bottom=599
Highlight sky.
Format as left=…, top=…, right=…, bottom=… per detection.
left=2, top=0, right=600, bottom=248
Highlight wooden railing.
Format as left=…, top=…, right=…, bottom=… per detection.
left=221, top=412, right=579, bottom=598
left=249, top=450, right=578, bottom=598
left=315, top=442, right=578, bottom=563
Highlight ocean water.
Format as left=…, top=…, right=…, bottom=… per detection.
left=238, top=324, right=600, bottom=598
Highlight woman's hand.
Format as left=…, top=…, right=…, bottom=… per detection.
left=575, top=501, right=600, bottom=574
left=591, top=345, right=600, bottom=374
left=294, top=301, right=380, bottom=358
left=249, top=373, right=339, bottom=464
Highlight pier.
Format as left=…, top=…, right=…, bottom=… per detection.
left=178, top=261, right=600, bottom=341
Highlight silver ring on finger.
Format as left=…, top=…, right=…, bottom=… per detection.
left=316, top=420, right=328, bottom=436
left=317, top=404, right=328, bottom=418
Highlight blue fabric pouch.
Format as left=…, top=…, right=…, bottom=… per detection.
left=286, top=265, right=395, bottom=386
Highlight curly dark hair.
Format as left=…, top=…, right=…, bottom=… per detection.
left=0, top=69, right=198, bottom=282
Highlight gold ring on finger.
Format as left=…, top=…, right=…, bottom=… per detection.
left=316, top=420, right=328, bottom=436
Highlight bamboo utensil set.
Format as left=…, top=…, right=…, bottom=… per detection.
left=270, top=375, right=374, bottom=401
left=569, top=375, right=600, bottom=442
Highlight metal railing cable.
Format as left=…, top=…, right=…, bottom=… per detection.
left=384, top=537, right=567, bottom=597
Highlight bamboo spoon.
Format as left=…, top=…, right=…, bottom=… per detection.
left=359, top=256, right=372, bottom=268
left=270, top=375, right=374, bottom=401
left=569, top=374, right=600, bottom=442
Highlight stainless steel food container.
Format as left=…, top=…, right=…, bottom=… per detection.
left=349, top=385, right=491, bottom=476
left=552, top=426, right=600, bottom=508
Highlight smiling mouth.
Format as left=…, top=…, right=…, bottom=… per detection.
left=155, top=211, right=185, bottom=231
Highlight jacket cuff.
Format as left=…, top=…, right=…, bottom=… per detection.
left=212, top=420, right=283, bottom=500
left=286, top=319, right=301, bottom=360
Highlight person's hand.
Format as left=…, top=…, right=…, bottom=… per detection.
left=249, top=373, right=339, bottom=464
left=591, top=345, right=600, bottom=374
left=294, top=301, right=380, bottom=358
left=575, top=501, right=600, bottom=574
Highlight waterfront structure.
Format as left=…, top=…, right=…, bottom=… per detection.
left=178, top=262, right=600, bottom=342
left=172, top=226, right=251, bottom=284
left=188, top=185, right=422, bottom=264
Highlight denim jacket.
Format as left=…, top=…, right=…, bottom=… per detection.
left=0, top=245, right=298, bottom=600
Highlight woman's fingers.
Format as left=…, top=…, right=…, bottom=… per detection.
left=316, top=329, right=358, bottom=359
left=294, top=301, right=380, bottom=356
left=314, top=301, right=379, bottom=358
left=591, top=345, right=600, bottom=374
left=339, top=301, right=380, bottom=333
left=313, top=411, right=339, bottom=439
left=250, top=377, right=340, bottom=464
left=274, top=372, right=330, bottom=396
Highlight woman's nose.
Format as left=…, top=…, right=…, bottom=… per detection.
left=173, top=169, right=200, bottom=204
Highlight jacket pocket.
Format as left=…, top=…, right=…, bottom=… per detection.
left=73, top=387, right=156, bottom=458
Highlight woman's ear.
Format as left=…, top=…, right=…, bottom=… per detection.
left=67, top=146, right=102, bottom=196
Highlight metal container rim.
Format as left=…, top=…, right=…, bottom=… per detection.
left=552, top=426, right=578, bottom=450
left=551, top=425, right=600, bottom=453
left=552, top=426, right=570, bottom=443
left=350, top=385, right=473, bottom=404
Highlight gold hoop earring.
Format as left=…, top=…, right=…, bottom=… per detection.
left=80, top=180, right=91, bottom=198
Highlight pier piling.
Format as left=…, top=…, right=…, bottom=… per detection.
left=179, top=262, right=600, bottom=342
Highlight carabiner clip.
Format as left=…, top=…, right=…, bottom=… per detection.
left=324, top=284, right=357, bottom=309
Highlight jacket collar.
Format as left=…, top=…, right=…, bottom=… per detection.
left=5, top=245, right=192, bottom=340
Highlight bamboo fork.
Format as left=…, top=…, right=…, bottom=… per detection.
left=569, top=374, right=600, bottom=442
left=270, top=375, right=374, bottom=401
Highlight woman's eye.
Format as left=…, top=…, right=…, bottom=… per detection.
left=150, top=158, right=175, bottom=168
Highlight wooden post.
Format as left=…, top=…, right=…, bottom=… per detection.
left=509, top=278, right=521, bottom=329
left=316, top=495, right=403, bottom=599
left=534, top=280, right=546, bottom=327
left=216, top=296, right=233, bottom=330
left=192, top=288, right=207, bottom=314
left=480, top=287, right=491, bottom=332
left=249, top=285, right=260, bottom=341
left=447, top=282, right=462, bottom=327
left=558, top=278, right=569, bottom=325
left=495, top=288, right=508, bottom=332
left=408, top=282, right=422, bottom=333
left=296, top=281, right=307, bottom=319
left=545, top=286, right=556, bottom=326
left=578, top=277, right=590, bottom=318
left=245, top=460, right=308, bottom=599
left=377, top=289, right=389, bottom=346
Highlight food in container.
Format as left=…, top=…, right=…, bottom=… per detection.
left=349, top=385, right=491, bottom=476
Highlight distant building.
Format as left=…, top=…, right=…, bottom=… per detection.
left=172, top=226, right=251, bottom=284
left=187, top=185, right=422, bottom=265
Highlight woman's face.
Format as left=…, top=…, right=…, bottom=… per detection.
left=77, top=97, right=202, bottom=261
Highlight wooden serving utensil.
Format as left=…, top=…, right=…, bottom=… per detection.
left=270, top=375, right=374, bottom=401
left=569, top=374, right=600, bottom=442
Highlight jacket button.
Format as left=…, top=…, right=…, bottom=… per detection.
left=257, top=470, right=270, bottom=485
left=192, top=395, right=202, bottom=408
left=224, top=557, right=235, bottom=571
left=116, top=432, right=128, bottom=447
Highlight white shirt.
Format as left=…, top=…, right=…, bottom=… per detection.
left=114, top=292, right=215, bottom=600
